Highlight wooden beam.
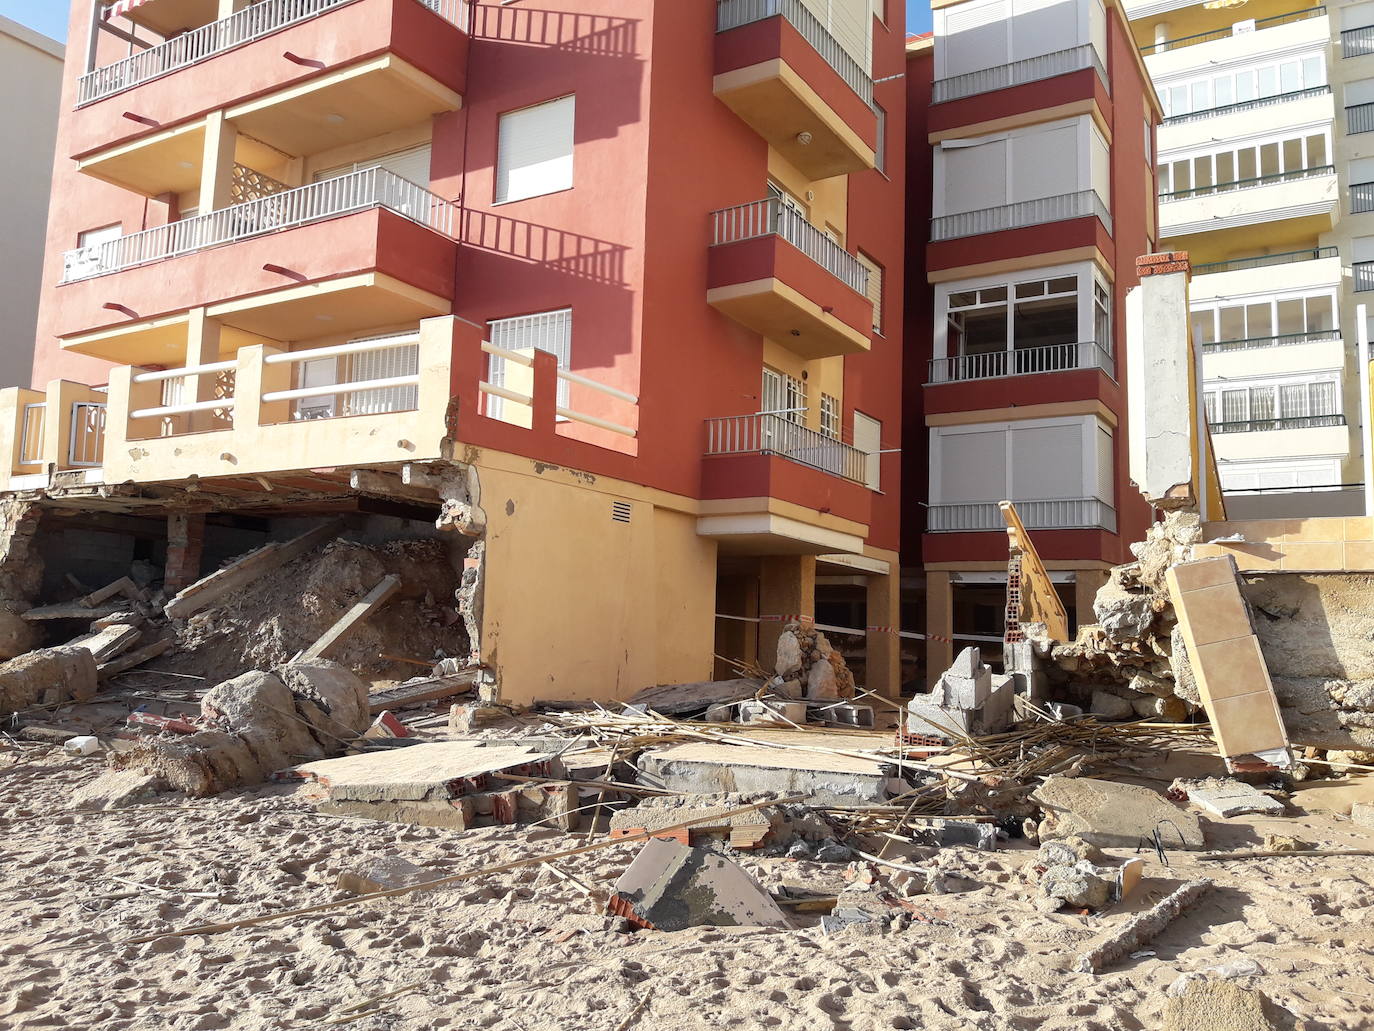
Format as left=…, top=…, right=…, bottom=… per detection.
left=1000, top=500, right=1070, bottom=643
left=301, top=574, right=402, bottom=662
left=97, top=638, right=173, bottom=681
left=79, top=576, right=147, bottom=608
left=165, top=518, right=344, bottom=620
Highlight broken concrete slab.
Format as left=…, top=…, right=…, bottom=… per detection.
left=636, top=741, right=897, bottom=806
left=68, top=769, right=166, bottom=811
left=288, top=741, right=553, bottom=802
left=1182, top=778, right=1286, bottom=819
left=907, top=647, right=1015, bottom=742
left=0, top=646, right=98, bottom=714
left=300, top=574, right=401, bottom=663
left=337, top=857, right=429, bottom=895
left=1034, top=776, right=1205, bottom=850
left=609, top=798, right=773, bottom=849
left=820, top=907, right=879, bottom=935
left=608, top=839, right=791, bottom=931
left=66, top=623, right=142, bottom=663
left=97, top=638, right=172, bottom=681
left=319, top=797, right=472, bottom=830
left=367, top=671, right=478, bottom=715
left=908, top=819, right=998, bottom=851
left=1162, top=978, right=1296, bottom=1031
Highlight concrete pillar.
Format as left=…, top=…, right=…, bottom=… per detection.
left=925, top=570, right=953, bottom=690
left=757, top=555, right=815, bottom=671
left=865, top=570, right=900, bottom=700
left=165, top=512, right=207, bottom=592
left=1074, top=568, right=1109, bottom=634
left=199, top=111, right=239, bottom=214
left=185, top=308, right=225, bottom=432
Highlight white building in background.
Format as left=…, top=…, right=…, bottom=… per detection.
left=0, top=16, right=63, bottom=390
left=1131, top=0, right=1373, bottom=517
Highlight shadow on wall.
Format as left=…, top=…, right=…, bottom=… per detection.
left=472, top=5, right=640, bottom=55
left=460, top=209, right=629, bottom=288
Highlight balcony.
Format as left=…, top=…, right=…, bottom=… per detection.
left=55, top=170, right=456, bottom=359
left=1356, top=261, right=1374, bottom=292
left=713, top=0, right=877, bottom=180
left=932, top=44, right=1107, bottom=105
left=1191, top=246, right=1337, bottom=277
left=927, top=498, right=1117, bottom=533
left=927, top=340, right=1115, bottom=385
left=1349, top=101, right=1374, bottom=135
left=700, top=413, right=873, bottom=554
left=1158, top=166, right=1337, bottom=238
left=1201, top=329, right=1341, bottom=354
left=1342, top=24, right=1374, bottom=58
left=707, top=198, right=873, bottom=360
left=930, top=190, right=1112, bottom=243
left=1211, top=414, right=1347, bottom=435
left=1161, top=85, right=1332, bottom=129
left=1140, top=7, right=1327, bottom=68
left=0, top=382, right=109, bottom=489
left=72, top=0, right=466, bottom=189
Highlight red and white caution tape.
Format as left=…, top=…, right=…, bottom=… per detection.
left=714, top=613, right=1002, bottom=645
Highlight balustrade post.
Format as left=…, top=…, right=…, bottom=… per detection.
left=531, top=349, right=559, bottom=435
left=236, top=344, right=283, bottom=429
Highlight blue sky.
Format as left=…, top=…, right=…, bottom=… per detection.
left=0, top=1, right=934, bottom=45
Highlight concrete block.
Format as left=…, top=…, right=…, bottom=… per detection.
left=1185, top=780, right=1286, bottom=818
left=637, top=741, right=895, bottom=806
left=820, top=907, right=878, bottom=935
left=735, top=699, right=807, bottom=725
left=337, top=856, right=429, bottom=895
left=948, top=647, right=982, bottom=678
left=909, top=819, right=997, bottom=850
left=290, top=742, right=553, bottom=802
left=984, top=675, right=1015, bottom=733
left=942, top=672, right=991, bottom=710
left=816, top=703, right=875, bottom=729
left=906, top=697, right=972, bottom=739
left=609, top=839, right=791, bottom=931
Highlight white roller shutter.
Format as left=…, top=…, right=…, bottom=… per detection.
left=1010, top=123, right=1076, bottom=203
left=853, top=411, right=882, bottom=491
left=942, top=0, right=1009, bottom=78
left=496, top=95, right=575, bottom=204
left=314, top=144, right=433, bottom=186
left=942, top=138, right=1008, bottom=214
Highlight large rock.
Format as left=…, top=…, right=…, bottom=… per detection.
left=201, top=670, right=324, bottom=773
left=0, top=646, right=98, bottom=714
left=277, top=659, right=371, bottom=742
left=116, top=731, right=264, bottom=798
left=1093, top=576, right=1155, bottom=641
left=775, top=631, right=803, bottom=678
left=1091, top=690, right=1135, bottom=720
left=806, top=658, right=840, bottom=700
left=1033, top=776, right=1205, bottom=850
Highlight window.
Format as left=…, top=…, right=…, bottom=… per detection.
left=66, top=224, right=124, bottom=280
left=496, top=96, right=575, bottom=204
left=761, top=367, right=806, bottom=423
left=1191, top=289, right=1337, bottom=346
left=1144, top=120, right=1153, bottom=165
left=1343, top=2, right=1374, bottom=58
left=929, top=415, right=1115, bottom=506
left=315, top=144, right=432, bottom=185
left=1094, top=280, right=1110, bottom=348
left=78, top=224, right=122, bottom=249
left=1203, top=378, right=1342, bottom=428
left=853, top=411, right=882, bottom=490
left=1159, top=130, right=1331, bottom=197
left=1156, top=54, right=1326, bottom=119
left=292, top=333, right=420, bottom=420
left=874, top=103, right=887, bottom=175
left=857, top=252, right=884, bottom=333
left=936, top=0, right=1104, bottom=80
left=820, top=394, right=840, bottom=439
left=486, top=308, right=573, bottom=419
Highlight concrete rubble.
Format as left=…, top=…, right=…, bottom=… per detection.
left=1033, top=776, right=1205, bottom=850
left=1173, top=778, right=1287, bottom=819
left=906, top=647, right=1014, bottom=742
left=773, top=623, right=856, bottom=701
left=609, top=839, right=792, bottom=931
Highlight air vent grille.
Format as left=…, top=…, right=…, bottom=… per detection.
left=611, top=501, right=632, bottom=524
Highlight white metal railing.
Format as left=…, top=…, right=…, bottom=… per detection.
left=928, top=498, right=1117, bottom=533
left=715, top=0, right=873, bottom=105
left=18, top=403, right=45, bottom=466
left=62, top=168, right=454, bottom=282
left=931, top=190, right=1112, bottom=242
left=263, top=333, right=421, bottom=420
left=704, top=412, right=868, bottom=484
left=932, top=44, right=1107, bottom=104
left=478, top=340, right=639, bottom=437
left=130, top=361, right=237, bottom=423
left=711, top=198, right=869, bottom=295
left=67, top=402, right=107, bottom=467
left=928, top=341, right=1115, bottom=384
left=78, top=0, right=469, bottom=106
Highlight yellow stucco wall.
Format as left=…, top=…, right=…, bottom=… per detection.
left=475, top=456, right=717, bottom=704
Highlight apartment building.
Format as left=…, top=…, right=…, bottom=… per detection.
left=0, top=0, right=905, bottom=702
left=0, top=17, right=64, bottom=389
left=905, top=0, right=1160, bottom=685
left=1131, top=0, right=1369, bottom=517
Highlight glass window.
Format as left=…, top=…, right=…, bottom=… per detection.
left=1094, top=280, right=1110, bottom=347
left=1214, top=76, right=1234, bottom=107
left=1283, top=138, right=1303, bottom=171
left=1236, top=70, right=1256, bottom=102
left=1281, top=383, right=1310, bottom=418
left=1170, top=84, right=1188, bottom=115
left=1250, top=386, right=1276, bottom=422
left=1280, top=61, right=1301, bottom=93
left=1307, top=295, right=1334, bottom=333
left=1276, top=298, right=1304, bottom=335
left=1219, top=305, right=1246, bottom=341
left=820, top=394, right=840, bottom=439
left=1191, top=81, right=1209, bottom=110
left=1192, top=310, right=1216, bottom=344
left=1216, top=151, right=1235, bottom=184
left=1303, top=55, right=1323, bottom=87
left=1247, top=302, right=1273, bottom=339
left=1258, top=65, right=1278, bottom=96
left=1205, top=393, right=1218, bottom=423
left=1193, top=155, right=1213, bottom=190
left=1311, top=380, right=1339, bottom=414
left=1222, top=389, right=1247, bottom=423
left=1307, top=134, right=1327, bottom=167
left=1238, top=147, right=1258, bottom=180
left=1260, top=142, right=1281, bottom=176
left=495, top=95, right=575, bottom=204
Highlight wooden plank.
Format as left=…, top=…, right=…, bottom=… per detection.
left=164, top=518, right=344, bottom=620
left=367, top=671, right=478, bottom=715
left=79, top=576, right=147, bottom=608
left=97, top=638, right=173, bottom=681
left=67, top=624, right=143, bottom=663
left=301, top=574, right=402, bottom=662
left=23, top=601, right=123, bottom=622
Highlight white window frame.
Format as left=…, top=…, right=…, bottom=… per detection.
left=1202, top=372, right=1342, bottom=427
left=819, top=393, right=840, bottom=440
left=1190, top=286, right=1339, bottom=346
left=1157, top=126, right=1332, bottom=197
left=1156, top=50, right=1327, bottom=119
left=761, top=367, right=806, bottom=423
left=495, top=95, right=575, bottom=205
left=487, top=307, right=573, bottom=419
left=853, top=410, right=882, bottom=491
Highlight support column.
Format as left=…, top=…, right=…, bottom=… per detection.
left=185, top=308, right=225, bottom=432
left=865, top=570, right=901, bottom=700
left=925, top=570, right=953, bottom=690
left=1073, top=568, right=1109, bottom=634
left=199, top=110, right=239, bottom=214
left=165, top=512, right=207, bottom=593
left=757, top=555, right=815, bottom=672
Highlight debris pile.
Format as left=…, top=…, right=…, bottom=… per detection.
left=773, top=623, right=856, bottom=701
left=906, top=646, right=1014, bottom=742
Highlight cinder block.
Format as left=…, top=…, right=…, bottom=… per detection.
left=941, top=672, right=990, bottom=710
left=907, top=699, right=971, bottom=739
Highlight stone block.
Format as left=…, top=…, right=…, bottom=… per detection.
left=1352, top=801, right=1374, bottom=828
left=775, top=631, right=803, bottom=677
left=0, top=646, right=99, bottom=715
left=277, top=659, right=372, bottom=738
left=609, top=839, right=791, bottom=931
left=820, top=907, right=877, bottom=935
left=941, top=672, right=990, bottom=710
left=906, top=697, right=972, bottom=739
left=948, top=647, right=982, bottom=678
left=1185, top=779, right=1286, bottom=818
left=984, top=675, right=1015, bottom=733
left=806, top=660, right=840, bottom=700
left=1091, top=690, right=1135, bottom=721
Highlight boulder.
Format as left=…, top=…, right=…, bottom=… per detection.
left=1093, top=576, right=1155, bottom=641
left=1091, top=690, right=1135, bottom=720
left=277, top=659, right=371, bottom=741
left=0, top=646, right=98, bottom=714
left=201, top=670, right=324, bottom=773
left=775, top=631, right=803, bottom=678
left=807, top=658, right=840, bottom=700
left=116, top=731, right=264, bottom=798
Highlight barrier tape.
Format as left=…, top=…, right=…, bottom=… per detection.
left=714, top=613, right=1003, bottom=645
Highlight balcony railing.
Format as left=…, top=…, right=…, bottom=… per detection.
left=1159, top=164, right=1334, bottom=202
left=1139, top=6, right=1326, bottom=56
left=62, top=167, right=454, bottom=283
left=711, top=198, right=869, bottom=295
left=1353, top=181, right=1374, bottom=213
left=1349, top=101, right=1374, bottom=134
left=927, top=340, right=1115, bottom=384
left=1356, top=261, right=1374, bottom=292
left=704, top=412, right=869, bottom=484
left=77, top=0, right=468, bottom=107
left=927, top=498, right=1117, bottom=533
left=1210, top=414, right=1346, bottom=434
left=1201, top=329, right=1341, bottom=353
left=715, top=0, right=873, bottom=105
left=931, top=44, right=1107, bottom=104
left=1162, top=85, right=1331, bottom=125
left=1342, top=24, right=1374, bottom=58
left=1192, top=246, right=1337, bottom=275
left=931, top=189, right=1111, bottom=242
